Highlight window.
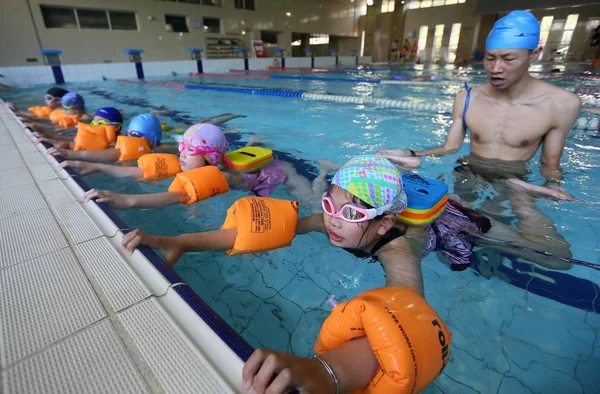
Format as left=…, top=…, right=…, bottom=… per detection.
left=41, top=6, right=77, bottom=28
left=77, top=9, right=109, bottom=29
left=261, top=31, right=278, bottom=45
left=407, top=0, right=464, bottom=8
left=203, top=17, right=221, bottom=33
left=165, top=14, right=189, bottom=33
left=360, top=30, right=366, bottom=57
left=309, top=34, right=329, bottom=45
left=417, top=25, right=428, bottom=52
left=41, top=6, right=137, bottom=31
left=560, top=14, right=579, bottom=55
left=381, top=0, right=395, bottom=13
left=448, top=23, right=461, bottom=62
left=431, top=24, right=444, bottom=60
left=109, top=11, right=137, bottom=30
left=235, top=0, right=255, bottom=10
left=537, top=16, right=553, bottom=60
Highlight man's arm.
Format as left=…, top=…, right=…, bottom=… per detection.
left=540, top=92, right=581, bottom=182
left=414, top=89, right=467, bottom=157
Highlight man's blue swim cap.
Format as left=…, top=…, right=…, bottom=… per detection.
left=486, top=10, right=540, bottom=51
left=61, top=92, right=85, bottom=110
left=94, top=107, right=123, bottom=124
left=126, top=114, right=162, bottom=145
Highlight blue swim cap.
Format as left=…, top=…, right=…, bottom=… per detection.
left=94, top=107, right=123, bottom=124
left=486, top=11, right=540, bottom=51
left=61, top=92, right=85, bottom=110
left=126, top=114, right=162, bottom=145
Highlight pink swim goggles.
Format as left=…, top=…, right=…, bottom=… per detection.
left=178, top=140, right=232, bottom=167
left=321, top=193, right=393, bottom=223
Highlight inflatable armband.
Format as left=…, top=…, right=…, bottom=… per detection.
left=221, top=197, right=298, bottom=255
left=73, top=122, right=117, bottom=151
left=168, top=165, right=229, bottom=204
left=28, top=106, right=52, bottom=117
left=315, top=287, right=452, bottom=394
left=115, top=135, right=151, bottom=162
left=49, top=108, right=67, bottom=123
left=58, top=115, right=79, bottom=128
left=138, top=153, right=181, bottom=182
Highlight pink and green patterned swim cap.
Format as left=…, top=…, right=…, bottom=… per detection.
left=183, top=123, right=228, bottom=165
left=332, top=155, right=407, bottom=215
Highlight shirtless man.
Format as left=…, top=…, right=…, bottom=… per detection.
left=380, top=11, right=581, bottom=268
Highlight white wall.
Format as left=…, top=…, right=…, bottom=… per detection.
left=0, top=56, right=372, bottom=87
left=1, top=0, right=366, bottom=67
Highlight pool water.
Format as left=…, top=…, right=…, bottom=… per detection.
left=3, top=65, right=599, bottom=393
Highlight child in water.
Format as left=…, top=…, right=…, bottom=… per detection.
left=64, top=122, right=338, bottom=211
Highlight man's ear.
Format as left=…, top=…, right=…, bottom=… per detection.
left=530, top=47, right=542, bottom=60
left=377, top=214, right=396, bottom=236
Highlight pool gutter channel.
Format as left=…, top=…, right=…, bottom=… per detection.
left=0, top=100, right=253, bottom=392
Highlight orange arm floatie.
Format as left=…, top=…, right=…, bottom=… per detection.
left=220, top=197, right=299, bottom=255
left=168, top=165, right=229, bottom=203
left=138, top=153, right=181, bottom=182
left=315, top=287, right=452, bottom=394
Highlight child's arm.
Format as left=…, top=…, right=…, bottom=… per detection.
left=37, top=137, right=72, bottom=149
left=60, top=160, right=143, bottom=178
left=296, top=214, right=326, bottom=235
left=241, top=337, right=377, bottom=394
left=121, top=228, right=238, bottom=267
left=83, top=189, right=189, bottom=209
left=48, top=147, right=121, bottom=162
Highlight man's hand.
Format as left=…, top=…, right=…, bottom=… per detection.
left=506, top=178, right=575, bottom=201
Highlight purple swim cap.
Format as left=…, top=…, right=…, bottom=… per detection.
left=182, top=123, right=228, bottom=165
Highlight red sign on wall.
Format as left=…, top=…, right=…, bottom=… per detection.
left=252, top=40, right=266, bottom=58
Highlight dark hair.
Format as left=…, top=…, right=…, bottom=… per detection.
left=45, top=87, right=68, bottom=98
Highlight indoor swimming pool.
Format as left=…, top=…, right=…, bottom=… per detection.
left=2, top=65, right=599, bottom=393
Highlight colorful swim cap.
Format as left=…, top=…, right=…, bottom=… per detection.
left=486, top=11, right=540, bottom=51
left=94, top=107, right=123, bottom=124
left=61, top=92, right=85, bottom=110
left=183, top=123, right=228, bottom=165
left=332, top=155, right=407, bottom=215
left=127, top=114, right=162, bottom=145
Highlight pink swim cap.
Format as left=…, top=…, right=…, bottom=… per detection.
left=182, top=123, right=228, bottom=165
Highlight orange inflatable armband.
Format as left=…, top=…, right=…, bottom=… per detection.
left=49, top=108, right=67, bottom=123
left=58, top=115, right=79, bottom=128
left=138, top=153, right=181, bottom=182
left=220, top=197, right=298, bottom=255
left=29, top=106, right=52, bottom=117
left=315, top=287, right=452, bottom=394
left=73, top=123, right=109, bottom=151
left=168, top=166, right=228, bottom=204
left=115, top=135, right=151, bottom=162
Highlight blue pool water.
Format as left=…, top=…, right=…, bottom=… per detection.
left=3, top=65, right=600, bottom=393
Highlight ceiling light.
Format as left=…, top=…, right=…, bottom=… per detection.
left=286, top=12, right=291, bottom=16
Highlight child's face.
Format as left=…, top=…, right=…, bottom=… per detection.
left=322, top=186, right=384, bottom=249
left=92, top=115, right=122, bottom=133
left=66, top=108, right=83, bottom=117
left=178, top=150, right=208, bottom=172
left=45, top=95, right=61, bottom=109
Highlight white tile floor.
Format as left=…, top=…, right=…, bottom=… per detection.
left=0, top=102, right=243, bottom=393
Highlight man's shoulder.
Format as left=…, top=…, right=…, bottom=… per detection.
left=534, top=79, right=580, bottom=105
